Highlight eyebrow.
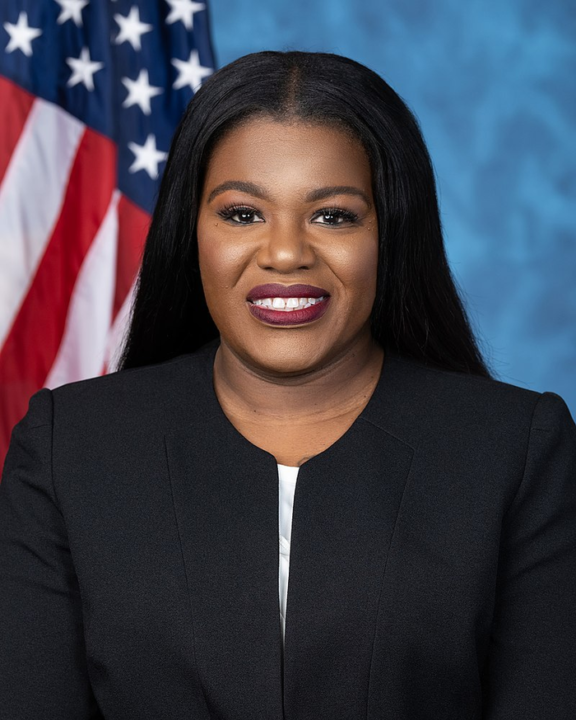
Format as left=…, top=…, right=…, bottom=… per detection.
left=207, top=180, right=371, bottom=207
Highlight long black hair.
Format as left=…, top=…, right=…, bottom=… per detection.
left=120, top=51, right=490, bottom=377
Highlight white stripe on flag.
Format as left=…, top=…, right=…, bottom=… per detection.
left=45, top=191, right=120, bottom=389
left=0, top=99, right=85, bottom=347
left=104, top=276, right=137, bottom=373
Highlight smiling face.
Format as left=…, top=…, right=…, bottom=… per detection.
left=196, top=116, right=380, bottom=376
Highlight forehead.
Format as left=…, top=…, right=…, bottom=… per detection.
left=202, top=117, right=373, bottom=197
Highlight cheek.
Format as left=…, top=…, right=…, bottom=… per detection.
left=330, top=234, right=379, bottom=304
left=197, top=222, right=248, bottom=297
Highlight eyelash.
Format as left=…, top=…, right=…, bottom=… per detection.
left=217, top=204, right=359, bottom=226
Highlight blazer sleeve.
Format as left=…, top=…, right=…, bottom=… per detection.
left=482, top=391, right=576, bottom=718
left=0, top=389, right=102, bottom=719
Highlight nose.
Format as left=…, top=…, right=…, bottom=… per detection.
left=256, top=217, right=317, bottom=273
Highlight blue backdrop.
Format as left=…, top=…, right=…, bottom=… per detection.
left=209, top=0, right=575, bottom=412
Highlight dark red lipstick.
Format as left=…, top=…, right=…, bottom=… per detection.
left=246, top=283, right=330, bottom=326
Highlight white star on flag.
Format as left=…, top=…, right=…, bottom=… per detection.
left=122, top=69, right=163, bottom=115
left=66, top=47, right=104, bottom=91
left=4, top=12, right=42, bottom=57
left=54, top=0, right=89, bottom=27
left=165, top=0, right=205, bottom=30
left=128, top=134, right=168, bottom=179
left=114, top=6, right=153, bottom=51
left=171, top=49, right=212, bottom=92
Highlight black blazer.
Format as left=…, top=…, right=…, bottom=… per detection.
left=1, top=340, right=575, bottom=720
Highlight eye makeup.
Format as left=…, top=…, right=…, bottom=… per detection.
left=217, top=204, right=360, bottom=226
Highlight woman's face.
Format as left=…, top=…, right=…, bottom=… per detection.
left=197, top=116, right=379, bottom=376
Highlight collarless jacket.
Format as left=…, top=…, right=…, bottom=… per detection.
left=1, top=341, right=576, bottom=720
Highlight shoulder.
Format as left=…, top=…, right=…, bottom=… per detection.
left=368, top=356, right=576, bottom=519
left=48, top=340, right=218, bottom=429
left=374, top=354, right=574, bottom=447
left=386, top=353, right=562, bottom=415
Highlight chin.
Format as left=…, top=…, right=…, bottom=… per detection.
left=235, top=337, right=333, bottom=378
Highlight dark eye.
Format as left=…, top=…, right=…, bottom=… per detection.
left=218, top=205, right=264, bottom=224
left=312, top=208, right=359, bottom=226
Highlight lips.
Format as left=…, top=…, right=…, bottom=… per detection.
left=248, top=297, right=330, bottom=326
left=247, top=283, right=329, bottom=300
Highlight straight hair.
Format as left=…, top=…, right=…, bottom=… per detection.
left=120, top=51, right=490, bottom=377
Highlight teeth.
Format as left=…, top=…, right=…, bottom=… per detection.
left=251, top=296, right=325, bottom=311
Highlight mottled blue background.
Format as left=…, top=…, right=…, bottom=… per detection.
left=209, top=0, right=575, bottom=412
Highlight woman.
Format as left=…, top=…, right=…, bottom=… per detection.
left=1, top=51, right=575, bottom=719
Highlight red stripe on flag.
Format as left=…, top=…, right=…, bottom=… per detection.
left=0, top=127, right=117, bottom=465
left=0, top=76, right=36, bottom=186
left=114, top=194, right=149, bottom=321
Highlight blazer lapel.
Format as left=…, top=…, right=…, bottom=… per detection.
left=165, top=383, right=284, bottom=719
left=282, top=409, right=415, bottom=719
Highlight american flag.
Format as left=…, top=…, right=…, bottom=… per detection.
left=0, top=0, right=216, bottom=467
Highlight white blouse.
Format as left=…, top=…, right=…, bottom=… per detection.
left=277, top=463, right=300, bottom=645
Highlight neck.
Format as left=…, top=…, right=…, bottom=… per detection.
left=213, top=332, right=385, bottom=425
